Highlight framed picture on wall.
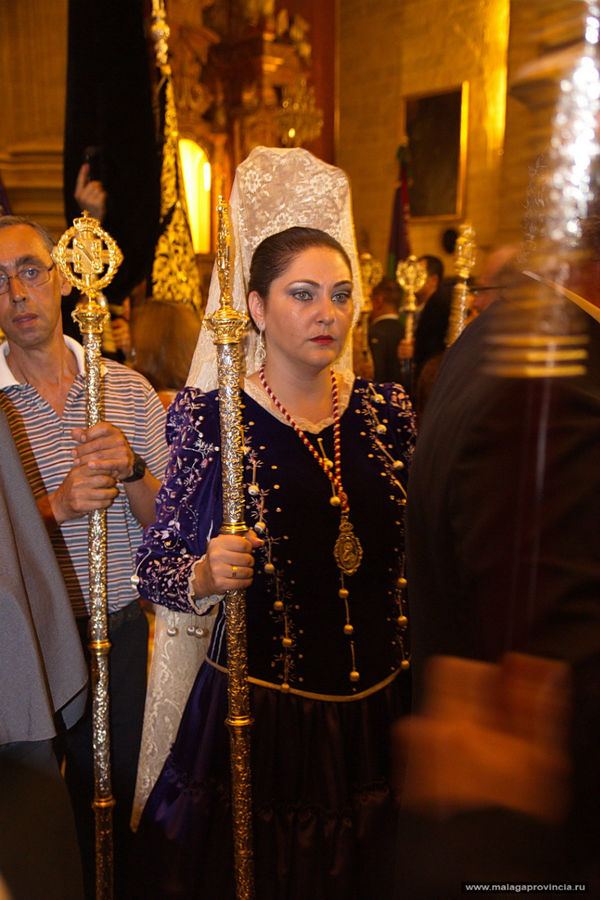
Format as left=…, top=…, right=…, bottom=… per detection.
left=403, top=82, right=469, bottom=221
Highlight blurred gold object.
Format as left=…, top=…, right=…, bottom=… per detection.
left=446, top=222, right=476, bottom=346
left=484, top=276, right=588, bottom=378
left=359, top=252, right=383, bottom=311
left=52, top=211, right=122, bottom=900
left=396, top=255, right=427, bottom=346
left=353, top=252, right=381, bottom=380
left=205, top=198, right=255, bottom=900
left=486, top=4, right=598, bottom=378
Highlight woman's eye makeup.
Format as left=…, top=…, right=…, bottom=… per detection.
left=333, top=289, right=352, bottom=304
left=291, top=288, right=313, bottom=301
left=288, top=283, right=353, bottom=303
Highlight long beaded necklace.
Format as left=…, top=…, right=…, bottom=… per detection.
left=259, top=365, right=363, bottom=577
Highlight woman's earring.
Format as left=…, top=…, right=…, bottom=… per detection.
left=255, top=329, right=266, bottom=367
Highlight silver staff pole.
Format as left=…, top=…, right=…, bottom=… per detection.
left=53, top=214, right=123, bottom=900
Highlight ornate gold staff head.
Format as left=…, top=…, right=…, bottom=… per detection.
left=52, top=212, right=123, bottom=300
left=395, top=255, right=427, bottom=313
left=52, top=212, right=123, bottom=337
left=396, top=255, right=427, bottom=344
left=206, top=197, right=249, bottom=345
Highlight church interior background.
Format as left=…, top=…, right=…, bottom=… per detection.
left=0, top=0, right=586, bottom=289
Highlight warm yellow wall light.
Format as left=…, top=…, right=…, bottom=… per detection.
left=179, top=138, right=211, bottom=254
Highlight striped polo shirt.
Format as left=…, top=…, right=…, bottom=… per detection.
left=0, top=336, right=169, bottom=617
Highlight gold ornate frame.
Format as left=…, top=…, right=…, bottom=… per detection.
left=402, top=82, right=469, bottom=221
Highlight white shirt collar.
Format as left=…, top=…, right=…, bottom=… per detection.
left=0, top=335, right=85, bottom=389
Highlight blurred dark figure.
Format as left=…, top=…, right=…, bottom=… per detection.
left=397, top=269, right=600, bottom=895
left=368, top=277, right=405, bottom=383
left=129, top=300, right=202, bottom=409
left=412, top=283, right=452, bottom=422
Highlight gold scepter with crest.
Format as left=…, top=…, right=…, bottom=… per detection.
left=395, top=254, right=427, bottom=389
left=206, top=198, right=255, bottom=900
left=53, top=213, right=123, bottom=900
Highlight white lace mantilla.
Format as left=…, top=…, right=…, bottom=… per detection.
left=188, top=146, right=364, bottom=391
left=131, top=605, right=215, bottom=829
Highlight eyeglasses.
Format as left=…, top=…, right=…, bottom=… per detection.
left=0, top=263, right=54, bottom=295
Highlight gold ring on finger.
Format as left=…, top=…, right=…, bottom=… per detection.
left=231, top=565, right=237, bottom=578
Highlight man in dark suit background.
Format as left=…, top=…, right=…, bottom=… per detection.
left=396, top=267, right=600, bottom=895
left=368, top=277, right=405, bottom=383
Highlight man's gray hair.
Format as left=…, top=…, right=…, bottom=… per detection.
left=0, top=215, right=56, bottom=253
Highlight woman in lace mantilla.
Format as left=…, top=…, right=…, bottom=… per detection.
left=131, top=149, right=415, bottom=900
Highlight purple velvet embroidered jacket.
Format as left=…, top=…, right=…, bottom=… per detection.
left=136, top=378, right=415, bottom=697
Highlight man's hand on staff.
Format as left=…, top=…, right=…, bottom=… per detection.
left=71, top=422, right=161, bottom=527
left=36, top=423, right=160, bottom=531
left=71, top=422, right=135, bottom=482
left=42, top=462, right=119, bottom=528
left=192, top=531, right=264, bottom=598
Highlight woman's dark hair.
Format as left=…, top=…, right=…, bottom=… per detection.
left=248, top=227, right=352, bottom=299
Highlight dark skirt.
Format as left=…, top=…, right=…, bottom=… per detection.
left=132, top=663, right=410, bottom=900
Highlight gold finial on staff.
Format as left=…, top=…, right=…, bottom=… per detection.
left=396, top=254, right=427, bottom=347
left=206, top=198, right=255, bottom=900
left=52, top=212, right=123, bottom=900
left=446, top=222, right=476, bottom=346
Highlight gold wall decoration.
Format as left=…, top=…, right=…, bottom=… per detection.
left=150, top=0, right=203, bottom=309
left=276, top=76, right=323, bottom=148
left=402, top=83, right=469, bottom=221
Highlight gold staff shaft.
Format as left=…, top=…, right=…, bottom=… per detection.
left=53, top=214, right=123, bottom=900
left=207, top=199, right=255, bottom=900
left=446, top=223, right=476, bottom=346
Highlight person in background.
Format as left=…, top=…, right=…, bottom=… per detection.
left=411, top=285, right=452, bottom=424
left=129, top=299, right=202, bottom=410
left=368, top=276, right=405, bottom=383
left=397, top=223, right=600, bottom=895
left=397, top=254, right=445, bottom=379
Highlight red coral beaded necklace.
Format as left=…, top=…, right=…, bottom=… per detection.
left=258, top=364, right=363, bottom=683
left=258, top=364, right=363, bottom=577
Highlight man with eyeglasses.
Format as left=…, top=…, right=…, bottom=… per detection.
left=0, top=215, right=169, bottom=899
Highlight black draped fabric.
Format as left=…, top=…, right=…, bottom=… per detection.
left=63, top=0, right=160, bottom=304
